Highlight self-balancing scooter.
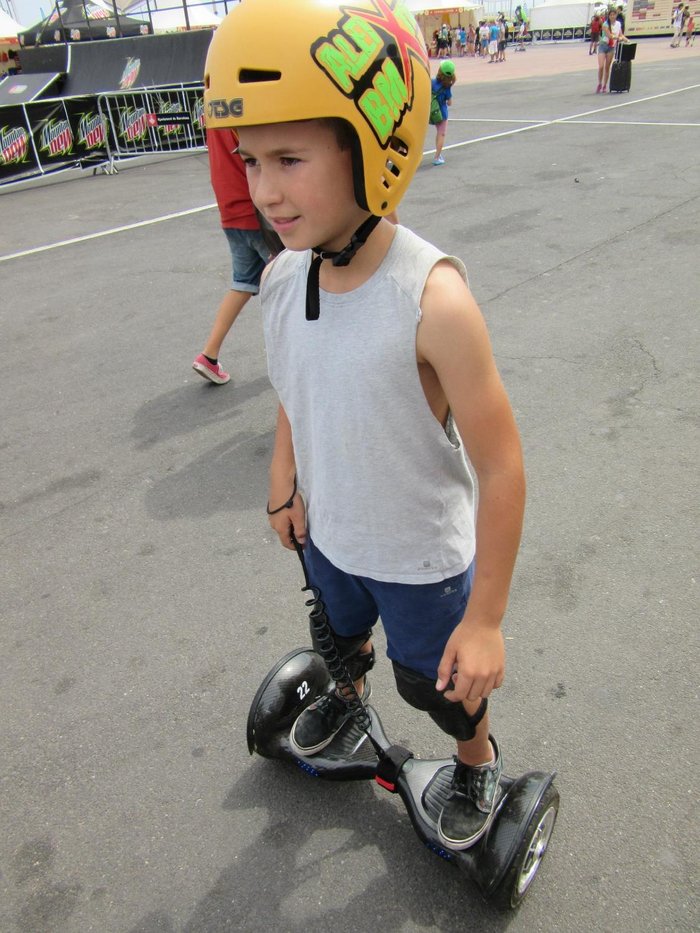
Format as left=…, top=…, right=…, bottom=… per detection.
left=247, top=540, right=559, bottom=910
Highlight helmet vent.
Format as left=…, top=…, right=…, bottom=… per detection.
left=239, top=68, right=282, bottom=84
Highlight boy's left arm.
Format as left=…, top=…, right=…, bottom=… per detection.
left=417, top=261, right=526, bottom=704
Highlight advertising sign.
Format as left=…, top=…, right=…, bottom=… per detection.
left=626, top=0, right=700, bottom=37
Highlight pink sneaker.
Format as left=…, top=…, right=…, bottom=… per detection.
left=192, top=353, right=230, bottom=385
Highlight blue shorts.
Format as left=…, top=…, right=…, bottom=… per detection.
left=304, top=537, right=474, bottom=680
left=223, top=226, right=270, bottom=293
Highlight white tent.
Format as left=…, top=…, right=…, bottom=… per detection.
left=0, top=9, right=27, bottom=38
left=529, top=0, right=597, bottom=30
left=148, top=6, right=221, bottom=31
left=406, top=0, right=479, bottom=10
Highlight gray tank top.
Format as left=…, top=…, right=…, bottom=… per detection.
left=261, top=224, right=475, bottom=584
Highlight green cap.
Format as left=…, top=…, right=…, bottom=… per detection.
left=439, top=60, right=455, bottom=77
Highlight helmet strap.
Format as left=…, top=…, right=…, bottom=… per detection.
left=305, top=214, right=381, bottom=321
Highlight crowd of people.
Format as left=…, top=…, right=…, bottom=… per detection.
left=433, top=5, right=697, bottom=64
left=430, top=11, right=529, bottom=63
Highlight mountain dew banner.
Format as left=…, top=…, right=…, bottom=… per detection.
left=0, top=100, right=77, bottom=182
left=0, top=95, right=116, bottom=183
left=1, top=86, right=206, bottom=184
left=69, top=104, right=113, bottom=153
left=0, top=110, right=39, bottom=181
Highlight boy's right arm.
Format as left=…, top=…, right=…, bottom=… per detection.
left=268, top=403, right=307, bottom=550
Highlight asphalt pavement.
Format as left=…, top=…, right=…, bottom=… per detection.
left=1, top=45, right=698, bottom=933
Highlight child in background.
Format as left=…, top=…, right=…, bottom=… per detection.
left=431, top=59, right=456, bottom=166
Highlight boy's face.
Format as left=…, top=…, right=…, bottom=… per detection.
left=237, top=120, right=368, bottom=254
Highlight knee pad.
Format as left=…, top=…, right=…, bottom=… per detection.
left=392, top=660, right=487, bottom=742
left=310, top=622, right=375, bottom=682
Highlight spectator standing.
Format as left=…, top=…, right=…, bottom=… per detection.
left=438, top=23, right=449, bottom=58
left=685, top=10, right=695, bottom=44
left=497, top=17, right=507, bottom=61
left=467, top=22, right=476, bottom=56
left=671, top=4, right=686, bottom=46
left=589, top=13, right=602, bottom=54
left=479, top=20, right=490, bottom=56
left=192, top=129, right=281, bottom=385
left=458, top=25, right=467, bottom=55
left=488, top=18, right=499, bottom=62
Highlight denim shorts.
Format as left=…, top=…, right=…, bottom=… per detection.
left=304, top=537, right=474, bottom=680
left=223, top=226, right=270, bottom=293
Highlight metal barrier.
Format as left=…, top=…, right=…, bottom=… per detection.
left=97, top=84, right=206, bottom=172
left=1, top=83, right=205, bottom=187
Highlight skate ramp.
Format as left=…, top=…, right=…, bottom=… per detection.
left=19, top=29, right=213, bottom=95
left=0, top=72, right=63, bottom=105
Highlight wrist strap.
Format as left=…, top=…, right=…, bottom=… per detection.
left=266, top=475, right=297, bottom=515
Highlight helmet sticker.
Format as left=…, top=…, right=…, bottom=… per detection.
left=311, top=0, right=428, bottom=147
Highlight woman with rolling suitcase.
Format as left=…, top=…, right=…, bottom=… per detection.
left=596, top=8, right=631, bottom=93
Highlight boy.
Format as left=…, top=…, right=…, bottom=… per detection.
left=205, top=0, right=525, bottom=851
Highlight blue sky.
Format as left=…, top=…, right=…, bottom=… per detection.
left=12, top=0, right=143, bottom=28
left=12, top=0, right=51, bottom=27
left=9, top=0, right=218, bottom=29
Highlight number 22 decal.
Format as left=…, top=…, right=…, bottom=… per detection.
left=297, top=680, right=310, bottom=701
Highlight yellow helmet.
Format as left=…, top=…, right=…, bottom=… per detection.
left=204, top=0, right=430, bottom=215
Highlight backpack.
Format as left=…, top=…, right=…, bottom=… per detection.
left=429, top=93, right=443, bottom=125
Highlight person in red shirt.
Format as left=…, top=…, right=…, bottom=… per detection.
left=192, top=128, right=282, bottom=385
left=589, top=13, right=602, bottom=54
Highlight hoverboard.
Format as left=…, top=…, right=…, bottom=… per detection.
left=246, top=539, right=558, bottom=909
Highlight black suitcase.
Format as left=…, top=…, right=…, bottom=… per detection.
left=609, top=42, right=635, bottom=93
left=609, top=59, right=631, bottom=92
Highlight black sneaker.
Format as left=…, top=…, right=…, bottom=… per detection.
left=289, top=680, right=371, bottom=756
left=437, top=736, right=503, bottom=850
